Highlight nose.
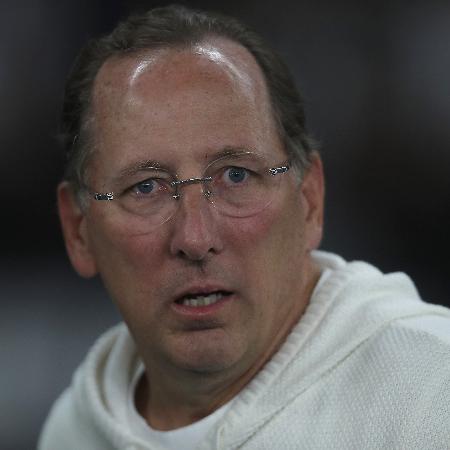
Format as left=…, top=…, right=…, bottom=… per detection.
left=169, top=183, right=223, bottom=262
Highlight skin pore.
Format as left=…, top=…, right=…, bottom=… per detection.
left=57, top=37, right=324, bottom=430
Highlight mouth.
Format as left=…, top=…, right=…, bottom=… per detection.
left=175, top=290, right=232, bottom=308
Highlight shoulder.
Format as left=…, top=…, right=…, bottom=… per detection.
left=38, top=388, right=74, bottom=450
left=355, top=310, right=450, bottom=386
left=38, top=323, right=129, bottom=450
left=393, top=313, right=450, bottom=344
left=38, top=382, right=105, bottom=450
left=287, top=312, right=450, bottom=448
left=380, top=314, right=450, bottom=448
left=372, top=312, right=450, bottom=365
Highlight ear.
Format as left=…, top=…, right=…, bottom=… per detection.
left=300, top=152, right=325, bottom=251
left=57, top=181, right=98, bottom=278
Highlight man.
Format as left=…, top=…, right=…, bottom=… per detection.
left=39, top=5, right=450, bottom=450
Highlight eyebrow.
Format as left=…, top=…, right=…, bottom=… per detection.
left=110, top=159, right=172, bottom=186
left=211, top=147, right=253, bottom=160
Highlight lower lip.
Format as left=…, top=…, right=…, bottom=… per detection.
left=171, top=294, right=234, bottom=317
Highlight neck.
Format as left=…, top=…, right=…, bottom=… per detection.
left=136, top=260, right=321, bottom=431
left=135, top=363, right=247, bottom=430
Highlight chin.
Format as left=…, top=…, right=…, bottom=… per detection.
left=168, top=330, right=246, bottom=374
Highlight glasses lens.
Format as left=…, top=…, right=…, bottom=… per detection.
left=205, top=153, right=282, bottom=217
left=94, top=154, right=288, bottom=234
left=115, top=170, right=176, bottom=232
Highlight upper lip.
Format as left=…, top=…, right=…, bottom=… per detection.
left=173, top=283, right=233, bottom=303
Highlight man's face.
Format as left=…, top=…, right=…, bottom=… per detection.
left=60, top=38, right=323, bottom=378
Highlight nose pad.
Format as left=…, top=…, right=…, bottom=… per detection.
left=173, top=176, right=214, bottom=206
left=203, top=186, right=214, bottom=201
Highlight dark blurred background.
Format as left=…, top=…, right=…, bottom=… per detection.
left=1, top=0, right=449, bottom=448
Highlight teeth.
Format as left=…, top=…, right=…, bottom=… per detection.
left=181, top=292, right=224, bottom=307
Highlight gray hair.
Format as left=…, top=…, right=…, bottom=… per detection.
left=61, top=4, right=315, bottom=201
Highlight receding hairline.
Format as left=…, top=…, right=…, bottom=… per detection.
left=92, top=35, right=273, bottom=104
left=84, top=35, right=281, bottom=171
left=63, top=6, right=315, bottom=203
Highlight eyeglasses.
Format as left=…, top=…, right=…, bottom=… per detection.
left=87, top=151, right=292, bottom=232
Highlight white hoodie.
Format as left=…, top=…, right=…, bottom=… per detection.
left=39, top=252, right=450, bottom=449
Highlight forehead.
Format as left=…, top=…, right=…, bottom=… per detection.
left=93, top=37, right=269, bottom=108
left=89, top=37, right=280, bottom=180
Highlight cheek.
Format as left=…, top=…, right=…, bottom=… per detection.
left=221, top=193, right=309, bottom=302
left=227, top=191, right=305, bottom=251
left=92, top=231, right=171, bottom=331
left=221, top=204, right=301, bottom=274
left=86, top=215, right=168, bottom=296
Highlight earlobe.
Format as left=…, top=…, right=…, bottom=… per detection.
left=301, top=153, right=325, bottom=250
left=57, top=182, right=98, bottom=278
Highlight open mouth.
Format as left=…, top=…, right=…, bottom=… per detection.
left=176, top=291, right=232, bottom=307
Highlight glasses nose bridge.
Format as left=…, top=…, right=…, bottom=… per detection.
left=171, top=176, right=213, bottom=201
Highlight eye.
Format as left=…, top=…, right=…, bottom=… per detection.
left=129, top=177, right=169, bottom=197
left=135, top=179, right=155, bottom=195
left=224, top=166, right=248, bottom=184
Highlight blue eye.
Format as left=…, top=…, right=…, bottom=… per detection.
left=136, top=179, right=155, bottom=194
left=226, top=167, right=247, bottom=183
